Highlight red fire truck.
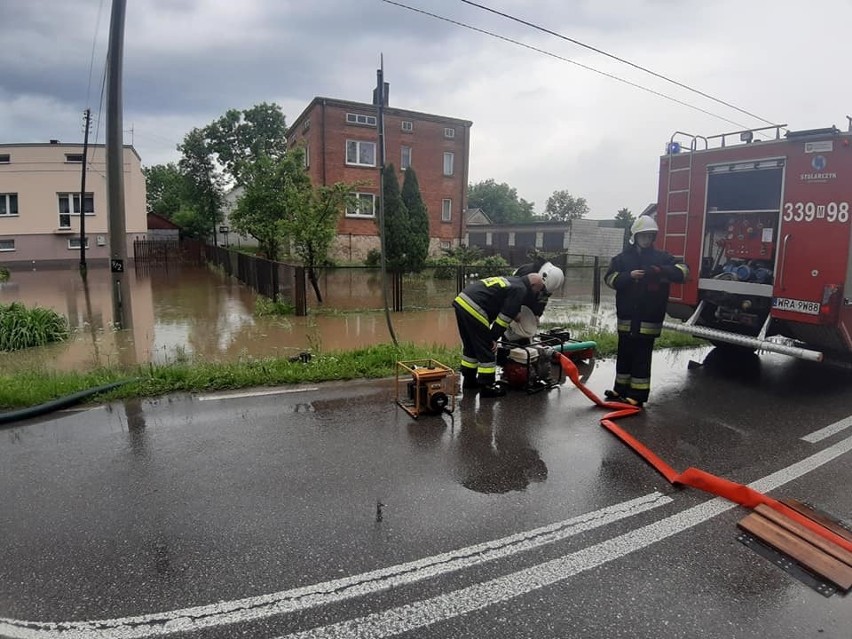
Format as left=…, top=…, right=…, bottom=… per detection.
left=658, top=121, right=852, bottom=364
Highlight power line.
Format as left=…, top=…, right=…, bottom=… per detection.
left=85, top=0, right=106, bottom=109
left=380, top=0, right=755, bottom=131
left=460, top=0, right=777, bottom=127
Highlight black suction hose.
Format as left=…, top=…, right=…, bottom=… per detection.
left=0, top=379, right=135, bottom=426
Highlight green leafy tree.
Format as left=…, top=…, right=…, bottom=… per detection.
left=142, top=163, right=190, bottom=217
left=400, top=167, right=430, bottom=272
left=204, top=102, right=288, bottom=186
left=614, top=207, right=635, bottom=229
left=544, top=190, right=589, bottom=222
left=380, top=164, right=410, bottom=271
left=467, top=179, right=535, bottom=223
left=178, top=128, right=225, bottom=244
left=230, top=152, right=306, bottom=262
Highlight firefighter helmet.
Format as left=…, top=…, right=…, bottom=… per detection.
left=629, top=215, right=659, bottom=244
left=538, top=261, right=564, bottom=293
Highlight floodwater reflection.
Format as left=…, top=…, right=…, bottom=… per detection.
left=0, top=264, right=611, bottom=374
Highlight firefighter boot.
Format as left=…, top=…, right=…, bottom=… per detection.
left=480, top=383, right=507, bottom=398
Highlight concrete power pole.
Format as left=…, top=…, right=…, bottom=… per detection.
left=105, top=0, right=133, bottom=329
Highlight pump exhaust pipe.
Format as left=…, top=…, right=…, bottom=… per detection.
left=663, top=321, right=824, bottom=362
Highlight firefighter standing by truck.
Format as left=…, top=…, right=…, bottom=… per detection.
left=454, top=265, right=562, bottom=397
left=604, top=216, right=690, bottom=406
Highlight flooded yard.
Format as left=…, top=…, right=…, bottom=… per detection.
left=0, top=264, right=614, bottom=373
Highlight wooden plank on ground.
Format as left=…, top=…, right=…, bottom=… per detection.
left=738, top=513, right=852, bottom=591
left=755, top=504, right=852, bottom=568
left=781, top=498, right=852, bottom=545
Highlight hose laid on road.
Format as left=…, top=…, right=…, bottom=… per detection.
left=0, top=380, right=135, bottom=426
left=558, top=354, right=852, bottom=554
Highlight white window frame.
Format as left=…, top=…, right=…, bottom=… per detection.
left=401, top=120, right=413, bottom=132
left=346, top=192, right=377, bottom=219
left=0, top=238, right=15, bottom=251
left=346, top=140, right=376, bottom=167
left=440, top=240, right=451, bottom=250
left=346, top=113, right=377, bottom=127
left=443, top=152, right=454, bottom=176
left=0, top=193, right=18, bottom=217
left=444, top=127, right=456, bottom=139
left=304, top=146, right=310, bottom=168
left=442, top=199, right=452, bottom=222
left=58, top=192, right=94, bottom=229
left=64, top=153, right=84, bottom=163
left=401, top=145, right=412, bottom=170
left=0, top=154, right=10, bottom=164
left=67, top=237, right=90, bottom=250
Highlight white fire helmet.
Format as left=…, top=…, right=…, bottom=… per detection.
left=538, top=261, right=564, bottom=294
left=629, top=215, right=659, bottom=245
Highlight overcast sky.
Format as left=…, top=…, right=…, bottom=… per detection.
left=3, top=0, right=852, bottom=218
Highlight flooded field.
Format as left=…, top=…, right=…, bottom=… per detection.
left=0, top=265, right=614, bottom=373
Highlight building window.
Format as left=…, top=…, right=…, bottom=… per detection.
left=443, top=152, right=454, bottom=176
left=442, top=199, right=452, bottom=222
left=444, top=127, right=456, bottom=139
left=401, top=146, right=412, bottom=170
left=0, top=239, right=14, bottom=251
left=401, top=121, right=413, bottom=132
left=346, top=193, right=376, bottom=218
left=346, top=113, right=377, bottom=127
left=65, top=153, right=84, bottom=163
left=440, top=240, right=451, bottom=250
left=68, top=237, right=90, bottom=250
left=346, top=140, right=376, bottom=167
left=304, top=146, right=310, bottom=168
left=0, top=193, right=18, bottom=216
left=0, top=154, right=10, bottom=163
left=58, top=192, right=94, bottom=228
left=302, top=118, right=311, bottom=133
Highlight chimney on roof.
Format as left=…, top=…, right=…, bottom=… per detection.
left=49, top=139, right=60, bottom=144
left=372, top=82, right=389, bottom=107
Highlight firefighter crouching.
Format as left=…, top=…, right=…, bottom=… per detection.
left=453, top=264, right=563, bottom=398
left=604, top=216, right=690, bottom=406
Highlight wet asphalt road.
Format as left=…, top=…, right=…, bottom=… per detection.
left=1, top=347, right=851, bottom=638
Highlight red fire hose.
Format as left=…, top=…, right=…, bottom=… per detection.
left=558, top=354, right=852, bottom=553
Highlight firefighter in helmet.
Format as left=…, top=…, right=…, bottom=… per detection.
left=603, top=216, right=689, bottom=406
left=453, top=266, right=562, bottom=397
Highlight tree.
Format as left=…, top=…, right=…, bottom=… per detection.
left=614, top=207, right=635, bottom=229
left=204, top=102, right=288, bottom=186
left=142, top=163, right=189, bottom=218
left=380, top=164, right=410, bottom=272
left=544, top=190, right=589, bottom=222
left=178, top=128, right=225, bottom=244
left=467, top=179, right=535, bottom=224
left=230, top=152, right=306, bottom=262
left=400, top=167, right=430, bottom=272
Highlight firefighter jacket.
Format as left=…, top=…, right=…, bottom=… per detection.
left=604, top=247, right=689, bottom=337
left=453, top=275, right=532, bottom=341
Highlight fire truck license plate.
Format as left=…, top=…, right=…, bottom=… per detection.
left=772, top=297, right=821, bottom=315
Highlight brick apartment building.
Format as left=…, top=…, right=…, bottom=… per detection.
left=0, top=142, right=147, bottom=266
left=286, top=91, right=472, bottom=262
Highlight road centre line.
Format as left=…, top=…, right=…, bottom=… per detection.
left=801, top=414, right=852, bottom=443
left=197, top=387, right=319, bottom=401
left=280, top=430, right=852, bottom=639
left=0, top=492, right=672, bottom=639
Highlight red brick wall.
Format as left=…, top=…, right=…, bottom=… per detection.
left=289, top=99, right=470, bottom=251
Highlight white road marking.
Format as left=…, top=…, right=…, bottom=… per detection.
left=279, top=431, right=852, bottom=639
left=801, top=414, right=852, bottom=443
left=0, top=492, right=672, bottom=639
left=197, top=387, right=319, bottom=402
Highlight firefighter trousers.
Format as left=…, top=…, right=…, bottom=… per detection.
left=613, top=333, right=655, bottom=403
left=453, top=303, right=497, bottom=386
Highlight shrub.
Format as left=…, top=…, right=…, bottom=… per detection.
left=0, top=302, right=69, bottom=351
left=255, top=296, right=295, bottom=316
left=364, top=249, right=382, bottom=268
left=0, top=266, right=9, bottom=283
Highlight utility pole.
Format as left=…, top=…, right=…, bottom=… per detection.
left=79, top=108, right=92, bottom=277
left=106, top=0, right=132, bottom=329
left=376, top=56, right=398, bottom=345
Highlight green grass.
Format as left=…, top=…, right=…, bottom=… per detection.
left=0, top=326, right=705, bottom=411
left=0, top=302, right=69, bottom=351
